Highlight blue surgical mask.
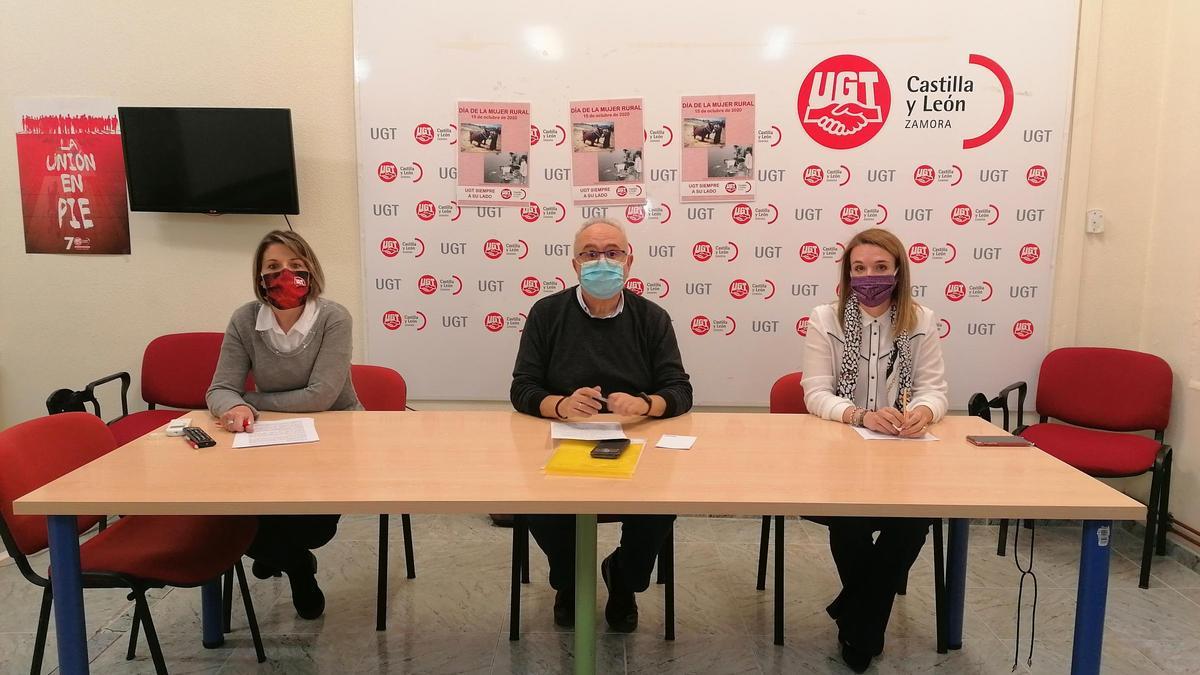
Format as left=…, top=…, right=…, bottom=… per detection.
left=579, top=259, right=626, bottom=299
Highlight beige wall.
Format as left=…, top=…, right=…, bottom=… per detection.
left=2, top=2, right=1198, bottom=525
left=0, top=2, right=362, bottom=424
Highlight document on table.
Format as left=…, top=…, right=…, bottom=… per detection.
left=550, top=421, right=627, bottom=441
left=232, top=418, right=320, bottom=449
left=656, top=434, right=697, bottom=450
left=852, top=426, right=939, bottom=442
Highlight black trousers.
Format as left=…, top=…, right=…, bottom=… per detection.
left=246, top=514, right=341, bottom=573
left=823, top=516, right=930, bottom=655
left=528, top=514, right=674, bottom=593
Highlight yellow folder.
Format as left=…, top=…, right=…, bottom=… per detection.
left=544, top=439, right=645, bottom=479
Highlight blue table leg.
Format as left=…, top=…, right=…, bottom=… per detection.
left=48, top=515, right=89, bottom=674
left=1071, top=520, right=1112, bottom=675
left=201, top=580, right=224, bottom=648
left=574, top=514, right=597, bottom=675
left=945, top=518, right=969, bottom=650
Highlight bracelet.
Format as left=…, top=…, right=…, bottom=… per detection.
left=850, top=408, right=867, bottom=427
left=554, top=396, right=569, bottom=420
left=636, top=392, right=653, bottom=416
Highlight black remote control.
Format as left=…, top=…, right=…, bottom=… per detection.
left=183, top=427, right=216, bottom=448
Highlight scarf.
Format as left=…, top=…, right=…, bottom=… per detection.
left=835, top=295, right=914, bottom=410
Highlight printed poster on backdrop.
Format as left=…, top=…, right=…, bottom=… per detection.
left=680, top=94, right=755, bottom=202
left=14, top=98, right=130, bottom=254
left=456, top=101, right=531, bottom=206
left=570, top=98, right=644, bottom=205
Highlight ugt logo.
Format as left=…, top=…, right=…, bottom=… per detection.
left=798, top=54, right=891, bottom=150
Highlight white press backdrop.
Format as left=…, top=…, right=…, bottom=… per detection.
left=353, top=1, right=1080, bottom=407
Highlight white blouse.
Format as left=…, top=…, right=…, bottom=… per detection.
left=255, top=300, right=320, bottom=353
left=802, top=302, right=949, bottom=423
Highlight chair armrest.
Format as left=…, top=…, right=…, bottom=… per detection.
left=990, top=381, right=1028, bottom=433
left=84, top=372, right=132, bottom=424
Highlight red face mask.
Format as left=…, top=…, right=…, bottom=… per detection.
left=260, top=269, right=311, bottom=309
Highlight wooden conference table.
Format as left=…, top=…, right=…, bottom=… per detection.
left=15, top=411, right=1144, bottom=675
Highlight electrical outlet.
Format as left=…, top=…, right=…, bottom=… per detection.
left=1086, top=209, right=1105, bottom=234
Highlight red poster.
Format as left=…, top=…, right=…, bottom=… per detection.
left=15, top=99, right=130, bottom=254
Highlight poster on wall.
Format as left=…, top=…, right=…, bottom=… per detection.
left=355, top=1, right=1079, bottom=407
left=680, top=94, right=755, bottom=203
left=14, top=98, right=130, bottom=254
left=456, top=101, right=531, bottom=206
left=569, top=97, right=644, bottom=205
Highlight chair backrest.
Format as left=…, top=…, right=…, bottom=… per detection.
left=46, top=388, right=98, bottom=416
left=967, top=393, right=992, bottom=423
left=0, top=413, right=114, bottom=558
left=351, top=364, right=408, bottom=411
left=1036, top=347, right=1172, bottom=432
left=141, top=332, right=227, bottom=409
left=769, top=372, right=807, bottom=414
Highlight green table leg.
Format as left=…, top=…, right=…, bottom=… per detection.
left=575, top=514, right=597, bottom=675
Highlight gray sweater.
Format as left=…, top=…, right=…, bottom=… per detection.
left=206, top=298, right=362, bottom=417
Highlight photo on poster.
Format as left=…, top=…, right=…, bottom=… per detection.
left=573, top=122, right=614, bottom=151
left=683, top=117, right=726, bottom=147
left=459, top=123, right=501, bottom=152
left=707, top=144, right=753, bottom=178
left=598, top=148, right=641, bottom=182
left=484, top=151, right=529, bottom=185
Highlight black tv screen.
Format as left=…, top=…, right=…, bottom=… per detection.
left=118, top=107, right=299, bottom=214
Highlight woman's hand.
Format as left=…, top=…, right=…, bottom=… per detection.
left=862, top=410, right=900, bottom=435
left=873, top=407, right=906, bottom=435
left=607, top=392, right=651, bottom=417
left=219, top=405, right=255, bottom=433
left=559, top=387, right=604, bottom=419
left=899, top=405, right=934, bottom=437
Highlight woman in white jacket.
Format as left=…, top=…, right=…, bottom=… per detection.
left=801, top=227, right=949, bottom=672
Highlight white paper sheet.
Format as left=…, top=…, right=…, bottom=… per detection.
left=655, top=434, right=697, bottom=450
left=232, top=418, right=320, bottom=449
left=853, top=426, right=938, bottom=442
left=549, top=421, right=627, bottom=441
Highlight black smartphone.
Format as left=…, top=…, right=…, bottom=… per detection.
left=966, top=435, right=1033, bottom=447
left=590, top=438, right=631, bottom=460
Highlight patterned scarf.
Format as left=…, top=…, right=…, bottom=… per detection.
left=836, top=295, right=914, bottom=410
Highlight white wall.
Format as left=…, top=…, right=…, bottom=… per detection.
left=2, top=1, right=1198, bottom=527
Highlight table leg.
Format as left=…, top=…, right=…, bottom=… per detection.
left=201, top=580, right=224, bottom=648
left=48, top=515, right=89, bottom=675
left=1070, top=520, right=1112, bottom=675
left=574, top=514, right=597, bottom=675
left=945, top=517, right=969, bottom=650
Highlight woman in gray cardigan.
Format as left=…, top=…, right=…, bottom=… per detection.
left=206, top=230, right=361, bottom=620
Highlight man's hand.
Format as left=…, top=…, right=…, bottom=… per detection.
left=560, top=386, right=604, bottom=419
left=899, top=405, right=934, bottom=438
left=608, top=392, right=650, bottom=417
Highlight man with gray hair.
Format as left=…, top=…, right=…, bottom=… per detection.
left=511, top=217, right=692, bottom=633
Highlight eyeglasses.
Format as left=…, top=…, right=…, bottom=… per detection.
left=575, top=249, right=628, bottom=262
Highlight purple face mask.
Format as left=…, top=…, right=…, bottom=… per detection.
left=850, top=274, right=897, bottom=307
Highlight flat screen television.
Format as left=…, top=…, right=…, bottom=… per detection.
left=118, top=107, right=299, bottom=214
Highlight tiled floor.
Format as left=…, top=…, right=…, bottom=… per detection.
left=3, top=516, right=1200, bottom=674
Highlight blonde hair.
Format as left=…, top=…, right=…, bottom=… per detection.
left=837, top=228, right=917, bottom=334
left=252, top=230, right=326, bottom=303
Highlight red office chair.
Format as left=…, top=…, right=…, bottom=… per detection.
left=979, top=347, right=1173, bottom=588
left=45, top=332, right=229, bottom=448
left=761, top=372, right=948, bottom=651
left=350, top=364, right=416, bottom=632
left=0, top=413, right=265, bottom=675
